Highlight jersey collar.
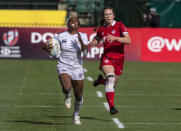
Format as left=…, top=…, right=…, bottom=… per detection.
left=104, top=20, right=116, bottom=26
left=111, top=20, right=116, bottom=26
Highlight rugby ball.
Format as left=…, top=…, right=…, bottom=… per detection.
left=46, top=37, right=60, bottom=57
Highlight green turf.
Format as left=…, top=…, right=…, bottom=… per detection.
left=0, top=59, right=181, bottom=131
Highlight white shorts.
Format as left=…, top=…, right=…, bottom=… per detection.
left=57, top=63, right=84, bottom=80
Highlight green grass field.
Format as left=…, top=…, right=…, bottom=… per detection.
left=0, top=59, right=181, bottom=131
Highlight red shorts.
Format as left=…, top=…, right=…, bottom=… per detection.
left=100, top=55, right=124, bottom=76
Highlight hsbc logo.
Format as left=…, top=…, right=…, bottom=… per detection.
left=148, top=36, right=181, bottom=52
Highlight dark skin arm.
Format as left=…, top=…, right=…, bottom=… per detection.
left=77, top=32, right=88, bottom=52
left=42, top=40, right=53, bottom=53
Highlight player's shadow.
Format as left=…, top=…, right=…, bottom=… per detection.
left=5, top=116, right=111, bottom=125
left=173, top=108, right=181, bottom=110
left=48, top=115, right=111, bottom=122
left=5, top=120, right=72, bottom=125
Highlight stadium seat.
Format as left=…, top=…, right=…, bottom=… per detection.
left=67, top=0, right=77, bottom=7
left=87, top=0, right=95, bottom=13
left=76, top=0, right=87, bottom=13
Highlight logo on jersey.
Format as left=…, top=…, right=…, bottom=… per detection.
left=79, top=73, right=83, bottom=78
left=62, top=39, right=67, bottom=43
left=102, top=32, right=104, bottom=36
left=104, top=59, right=109, bottom=63
left=62, top=69, right=67, bottom=72
left=111, top=30, right=116, bottom=34
left=3, top=29, right=19, bottom=46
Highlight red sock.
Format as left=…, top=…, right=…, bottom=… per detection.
left=105, top=92, right=114, bottom=109
left=99, top=79, right=106, bottom=85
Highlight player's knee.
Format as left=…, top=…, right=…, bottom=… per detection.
left=75, top=94, right=83, bottom=102
left=105, top=73, right=115, bottom=92
left=62, top=85, right=71, bottom=94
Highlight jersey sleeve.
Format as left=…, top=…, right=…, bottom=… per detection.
left=96, top=27, right=102, bottom=39
left=119, top=22, right=128, bottom=35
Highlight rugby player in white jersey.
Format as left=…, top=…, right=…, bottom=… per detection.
left=43, top=17, right=88, bottom=125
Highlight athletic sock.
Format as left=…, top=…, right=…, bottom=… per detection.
left=105, top=91, right=114, bottom=109
left=73, top=98, right=83, bottom=116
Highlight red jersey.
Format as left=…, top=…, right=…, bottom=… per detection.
left=97, top=20, right=128, bottom=58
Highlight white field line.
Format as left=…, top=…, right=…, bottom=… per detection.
left=83, top=67, right=94, bottom=81
left=112, top=118, right=125, bottom=128
left=86, top=76, right=93, bottom=81
left=83, top=68, right=88, bottom=73
left=96, top=91, right=103, bottom=98
left=103, top=102, right=109, bottom=111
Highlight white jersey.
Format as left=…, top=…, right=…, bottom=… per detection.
left=56, top=31, right=88, bottom=67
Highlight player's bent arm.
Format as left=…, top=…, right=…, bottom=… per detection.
left=116, top=33, right=131, bottom=45
left=78, top=32, right=88, bottom=55
left=90, top=36, right=101, bottom=47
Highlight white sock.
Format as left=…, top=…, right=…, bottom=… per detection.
left=73, top=97, right=83, bottom=116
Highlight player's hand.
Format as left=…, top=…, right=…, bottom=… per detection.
left=43, top=41, right=53, bottom=52
left=90, top=39, right=98, bottom=47
left=45, top=41, right=53, bottom=49
left=106, top=34, right=116, bottom=43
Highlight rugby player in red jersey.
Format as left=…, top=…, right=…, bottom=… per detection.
left=91, top=7, right=131, bottom=115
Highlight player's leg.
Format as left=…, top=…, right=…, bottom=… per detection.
left=107, top=56, right=124, bottom=114
left=71, top=66, right=84, bottom=124
left=93, top=56, right=109, bottom=87
left=102, top=65, right=118, bottom=115
left=58, top=73, right=72, bottom=108
left=72, top=79, right=84, bottom=125
left=113, top=55, right=124, bottom=88
left=93, top=74, right=106, bottom=87
left=93, top=74, right=120, bottom=87
left=114, top=75, right=120, bottom=88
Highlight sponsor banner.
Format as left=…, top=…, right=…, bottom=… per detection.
left=124, top=28, right=141, bottom=61
left=0, top=27, right=140, bottom=61
left=0, top=27, right=66, bottom=59
left=2, top=27, right=180, bottom=62
left=141, top=28, right=181, bottom=62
